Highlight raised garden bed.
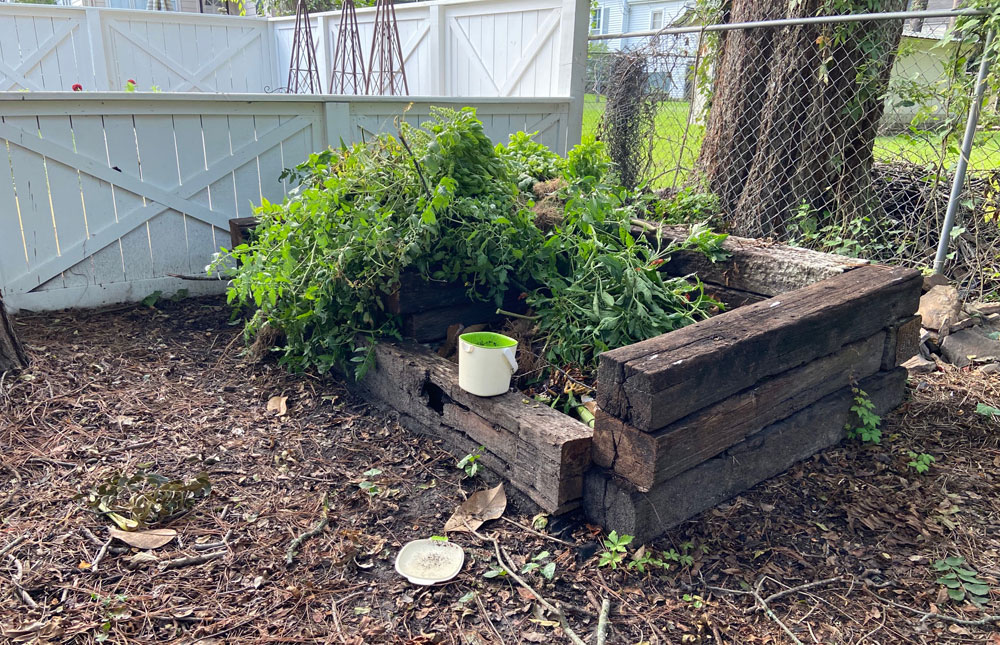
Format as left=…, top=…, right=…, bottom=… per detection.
left=355, top=224, right=922, bottom=541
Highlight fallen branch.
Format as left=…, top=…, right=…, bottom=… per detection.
left=500, top=516, right=576, bottom=547
left=90, top=537, right=113, bottom=571
left=762, top=576, right=844, bottom=606
left=6, top=555, right=37, bottom=609
left=0, top=535, right=25, bottom=559
left=596, top=597, right=612, bottom=645
left=158, top=550, right=226, bottom=571
left=750, top=581, right=803, bottom=645
left=286, top=494, right=329, bottom=565
left=193, top=529, right=233, bottom=552
left=870, top=591, right=1000, bottom=628
left=471, top=528, right=587, bottom=645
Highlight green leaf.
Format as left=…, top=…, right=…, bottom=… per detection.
left=947, top=588, right=966, bottom=602
left=976, top=403, right=1000, bottom=417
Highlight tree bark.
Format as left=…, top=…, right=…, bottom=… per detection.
left=697, top=0, right=907, bottom=238
left=0, top=296, right=28, bottom=373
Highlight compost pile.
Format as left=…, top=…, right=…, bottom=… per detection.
left=222, top=108, right=727, bottom=397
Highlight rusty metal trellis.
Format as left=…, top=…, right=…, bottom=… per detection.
left=365, top=0, right=409, bottom=96
left=329, top=0, right=366, bottom=94
left=286, top=0, right=322, bottom=94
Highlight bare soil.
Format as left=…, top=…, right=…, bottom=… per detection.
left=3, top=297, right=1000, bottom=644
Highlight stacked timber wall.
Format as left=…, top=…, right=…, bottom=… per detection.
left=356, top=225, right=922, bottom=541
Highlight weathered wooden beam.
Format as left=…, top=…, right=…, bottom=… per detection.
left=634, top=222, right=864, bottom=296
left=597, top=265, right=921, bottom=432
left=359, top=341, right=592, bottom=513
left=881, top=314, right=921, bottom=370
left=584, top=368, right=907, bottom=543
left=592, top=332, right=886, bottom=490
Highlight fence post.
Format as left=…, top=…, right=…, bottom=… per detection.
left=85, top=7, right=111, bottom=91
left=563, top=0, right=590, bottom=149
left=428, top=3, right=445, bottom=95
left=933, top=29, right=995, bottom=274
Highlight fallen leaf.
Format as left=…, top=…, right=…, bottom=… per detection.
left=125, top=551, right=160, bottom=568
left=267, top=395, right=288, bottom=416
left=109, top=527, right=177, bottom=549
left=443, top=484, right=506, bottom=532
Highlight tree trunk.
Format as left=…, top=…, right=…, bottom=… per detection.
left=0, top=296, right=28, bottom=373
left=697, top=0, right=907, bottom=238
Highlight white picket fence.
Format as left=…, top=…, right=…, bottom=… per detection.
left=0, top=0, right=588, bottom=96
left=0, top=93, right=572, bottom=312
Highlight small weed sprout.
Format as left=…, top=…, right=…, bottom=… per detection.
left=906, top=451, right=935, bottom=474
left=845, top=387, right=882, bottom=444
left=682, top=594, right=706, bottom=609
left=521, top=550, right=557, bottom=580
left=598, top=530, right=633, bottom=569
left=933, top=556, right=992, bottom=605
left=457, top=447, right=485, bottom=478
left=358, top=468, right=382, bottom=496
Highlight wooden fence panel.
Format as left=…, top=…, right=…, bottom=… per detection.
left=0, top=95, right=571, bottom=312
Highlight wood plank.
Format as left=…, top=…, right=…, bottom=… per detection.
left=103, top=114, right=154, bottom=283
left=360, top=341, right=592, bottom=513
left=597, top=265, right=921, bottom=432
left=385, top=271, right=486, bottom=315
left=584, top=368, right=908, bottom=543
left=592, top=332, right=887, bottom=490
left=882, top=314, right=921, bottom=370
left=702, top=283, right=767, bottom=309
left=134, top=114, right=190, bottom=277
left=635, top=222, right=863, bottom=297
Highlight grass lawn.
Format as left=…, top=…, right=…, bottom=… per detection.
left=582, top=93, right=1000, bottom=184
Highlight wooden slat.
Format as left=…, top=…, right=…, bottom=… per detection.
left=360, top=341, right=592, bottom=513
left=597, top=265, right=922, bottom=432
left=592, top=332, right=887, bottom=490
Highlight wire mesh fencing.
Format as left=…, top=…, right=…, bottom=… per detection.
left=584, top=15, right=1000, bottom=297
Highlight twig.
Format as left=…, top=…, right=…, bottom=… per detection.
left=90, top=537, right=113, bottom=571
left=193, top=529, right=233, bottom=551
left=596, top=597, right=612, bottom=645
left=158, top=550, right=226, bottom=571
left=286, top=494, right=329, bottom=565
left=0, top=535, right=26, bottom=559
left=472, top=527, right=587, bottom=645
left=395, top=120, right=432, bottom=201
left=495, top=308, right=539, bottom=321
left=6, top=555, right=37, bottom=609
left=751, top=581, right=804, bottom=645
left=500, top=517, right=576, bottom=547
left=762, top=576, right=844, bottom=606
left=869, top=590, right=1000, bottom=627
left=166, top=272, right=225, bottom=281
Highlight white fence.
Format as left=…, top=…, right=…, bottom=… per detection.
left=0, top=0, right=588, bottom=96
left=0, top=4, right=274, bottom=92
left=0, top=93, right=572, bottom=312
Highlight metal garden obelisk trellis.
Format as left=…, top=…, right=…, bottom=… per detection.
left=286, top=0, right=322, bottom=94
left=329, top=0, right=366, bottom=94
left=365, top=0, right=409, bottom=96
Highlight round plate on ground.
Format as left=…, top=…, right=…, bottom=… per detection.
left=394, top=539, right=465, bottom=585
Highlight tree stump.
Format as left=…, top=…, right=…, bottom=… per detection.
left=0, top=296, right=28, bottom=373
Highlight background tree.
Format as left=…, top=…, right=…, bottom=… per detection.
left=0, top=296, right=27, bottom=374
left=696, top=0, right=908, bottom=237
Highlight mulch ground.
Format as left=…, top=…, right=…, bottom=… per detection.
left=3, top=297, right=1000, bottom=644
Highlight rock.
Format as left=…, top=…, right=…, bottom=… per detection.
left=949, top=315, right=976, bottom=333
left=922, top=273, right=950, bottom=292
left=918, top=285, right=961, bottom=331
left=979, top=363, right=1000, bottom=375
left=902, top=355, right=936, bottom=375
left=940, top=329, right=1000, bottom=368
left=969, top=301, right=1000, bottom=315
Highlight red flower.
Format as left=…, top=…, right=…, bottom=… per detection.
left=71, top=83, right=83, bottom=91
left=127, top=79, right=136, bottom=85
left=649, top=258, right=665, bottom=268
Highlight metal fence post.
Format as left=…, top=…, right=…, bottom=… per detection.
left=933, top=28, right=995, bottom=274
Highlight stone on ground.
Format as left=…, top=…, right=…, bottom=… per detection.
left=940, top=328, right=1000, bottom=368
left=918, top=285, right=961, bottom=331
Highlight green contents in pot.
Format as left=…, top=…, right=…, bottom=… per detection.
left=460, top=332, right=517, bottom=348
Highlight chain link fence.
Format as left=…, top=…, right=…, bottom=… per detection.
left=585, top=14, right=1000, bottom=298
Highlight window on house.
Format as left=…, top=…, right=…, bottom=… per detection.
left=650, top=9, right=664, bottom=31
left=591, top=7, right=611, bottom=35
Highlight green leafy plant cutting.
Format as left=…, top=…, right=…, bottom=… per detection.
left=77, top=470, right=211, bottom=530
left=906, top=451, right=935, bottom=474
left=933, top=556, right=992, bottom=605
left=217, top=107, right=725, bottom=387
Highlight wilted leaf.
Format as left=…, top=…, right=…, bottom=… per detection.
left=109, top=527, right=177, bottom=549
left=267, top=395, right=288, bottom=416
left=443, top=484, right=506, bottom=532
left=125, top=551, right=160, bottom=568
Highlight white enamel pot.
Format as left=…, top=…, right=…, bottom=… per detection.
left=457, top=332, right=518, bottom=397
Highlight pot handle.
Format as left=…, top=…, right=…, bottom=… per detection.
left=502, top=347, right=518, bottom=373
